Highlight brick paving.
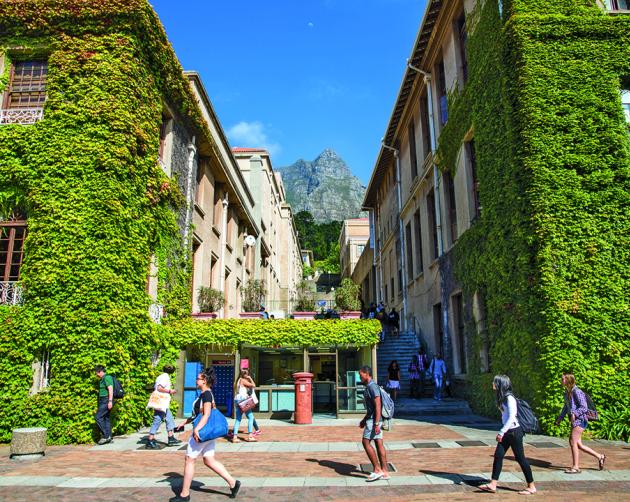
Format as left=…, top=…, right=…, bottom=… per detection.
left=0, top=418, right=628, bottom=501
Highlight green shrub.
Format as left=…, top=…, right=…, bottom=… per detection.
left=334, top=278, right=361, bottom=311
left=294, top=280, right=315, bottom=311
left=197, top=287, right=224, bottom=313
left=241, top=279, right=266, bottom=313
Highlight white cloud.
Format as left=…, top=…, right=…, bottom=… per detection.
left=307, top=22, right=314, bottom=28
left=226, top=121, right=281, bottom=156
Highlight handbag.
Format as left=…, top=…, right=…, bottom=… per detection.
left=192, top=408, right=229, bottom=441
left=237, top=392, right=258, bottom=413
left=147, top=390, right=171, bottom=411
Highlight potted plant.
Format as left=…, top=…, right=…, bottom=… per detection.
left=240, top=279, right=266, bottom=319
left=292, top=280, right=316, bottom=320
left=334, top=278, right=361, bottom=319
left=192, top=286, right=224, bottom=319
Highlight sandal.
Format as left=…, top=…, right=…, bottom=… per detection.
left=244, top=436, right=258, bottom=442
left=365, top=472, right=384, bottom=482
left=231, top=437, right=241, bottom=443
left=599, top=454, right=606, bottom=471
left=564, top=468, right=581, bottom=474
left=478, top=484, right=496, bottom=493
left=519, top=488, right=537, bottom=495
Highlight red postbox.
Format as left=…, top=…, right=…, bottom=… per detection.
left=293, top=372, right=314, bottom=424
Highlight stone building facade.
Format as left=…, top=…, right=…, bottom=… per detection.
left=232, top=148, right=302, bottom=315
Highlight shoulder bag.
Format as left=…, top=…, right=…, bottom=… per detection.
left=192, top=391, right=229, bottom=441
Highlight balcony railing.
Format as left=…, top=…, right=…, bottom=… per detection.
left=0, top=281, right=23, bottom=306
left=0, top=108, right=44, bottom=125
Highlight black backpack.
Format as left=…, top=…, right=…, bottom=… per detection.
left=110, top=375, right=124, bottom=399
left=507, top=393, right=539, bottom=434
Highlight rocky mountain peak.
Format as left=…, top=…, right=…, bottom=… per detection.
left=277, top=149, right=365, bottom=223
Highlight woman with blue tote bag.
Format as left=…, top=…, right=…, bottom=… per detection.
left=170, top=367, right=241, bottom=501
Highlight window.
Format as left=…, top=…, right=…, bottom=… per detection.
left=436, top=59, right=448, bottom=125
left=452, top=293, right=466, bottom=374
left=1, top=60, right=47, bottom=125
left=408, top=120, right=418, bottom=180
left=605, top=0, right=629, bottom=10
left=427, top=188, right=439, bottom=260
left=622, top=89, right=630, bottom=124
left=456, top=13, right=468, bottom=84
left=420, top=92, right=432, bottom=159
left=3, top=60, right=47, bottom=110
left=357, top=244, right=365, bottom=256
left=1, top=218, right=27, bottom=283
left=390, top=277, right=394, bottom=302
left=444, top=171, right=458, bottom=244
left=405, top=222, right=413, bottom=280
left=466, top=140, right=480, bottom=219
left=433, top=303, right=443, bottom=355
left=414, top=210, right=424, bottom=274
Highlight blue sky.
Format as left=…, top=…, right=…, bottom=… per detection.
left=150, top=0, right=427, bottom=184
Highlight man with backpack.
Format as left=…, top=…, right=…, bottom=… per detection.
left=358, top=365, right=390, bottom=482
left=94, top=364, right=119, bottom=445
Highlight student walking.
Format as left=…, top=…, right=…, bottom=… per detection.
left=556, top=372, right=606, bottom=473
left=231, top=369, right=257, bottom=443
left=170, top=367, right=240, bottom=502
left=479, top=375, right=536, bottom=495
left=94, top=365, right=114, bottom=445
left=387, top=360, right=401, bottom=402
left=359, top=365, right=390, bottom=482
left=429, top=354, right=447, bottom=400
left=146, top=365, right=181, bottom=449
left=408, top=348, right=429, bottom=398
left=388, top=307, right=400, bottom=336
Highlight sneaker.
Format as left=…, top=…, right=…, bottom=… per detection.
left=97, top=437, right=112, bottom=445
left=168, top=437, right=182, bottom=446
left=146, top=439, right=159, bottom=449
left=253, top=429, right=262, bottom=437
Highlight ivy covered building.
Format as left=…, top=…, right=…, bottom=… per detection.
left=0, top=0, right=290, bottom=443
left=362, top=0, right=629, bottom=435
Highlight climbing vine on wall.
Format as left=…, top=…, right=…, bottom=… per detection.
left=436, top=0, right=630, bottom=437
left=0, top=0, right=208, bottom=444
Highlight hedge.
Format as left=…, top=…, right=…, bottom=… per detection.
left=436, top=1, right=630, bottom=439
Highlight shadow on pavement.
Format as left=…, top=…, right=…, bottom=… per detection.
left=161, top=472, right=227, bottom=497
left=305, top=458, right=365, bottom=478
left=419, top=469, right=486, bottom=486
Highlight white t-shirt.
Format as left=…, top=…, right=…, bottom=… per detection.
left=155, top=373, right=172, bottom=392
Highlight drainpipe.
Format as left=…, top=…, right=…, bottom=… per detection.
left=183, top=137, right=197, bottom=248
left=369, top=209, right=379, bottom=304
left=408, top=62, right=450, bottom=363
left=382, top=142, right=408, bottom=332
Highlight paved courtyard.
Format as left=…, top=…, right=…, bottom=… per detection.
left=1, top=401, right=628, bottom=501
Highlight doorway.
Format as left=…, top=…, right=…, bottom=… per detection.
left=308, top=353, right=337, bottom=414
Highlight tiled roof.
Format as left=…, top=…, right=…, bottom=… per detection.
left=232, top=147, right=269, bottom=153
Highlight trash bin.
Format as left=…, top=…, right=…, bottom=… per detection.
left=293, top=372, right=314, bottom=424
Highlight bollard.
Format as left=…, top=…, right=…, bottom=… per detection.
left=10, top=427, right=47, bottom=459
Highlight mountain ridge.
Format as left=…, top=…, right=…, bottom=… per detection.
left=277, top=149, right=366, bottom=223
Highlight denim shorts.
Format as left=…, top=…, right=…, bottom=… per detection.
left=572, top=417, right=588, bottom=430
left=363, top=419, right=383, bottom=440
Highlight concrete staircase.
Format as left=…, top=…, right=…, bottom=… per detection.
left=376, top=329, right=421, bottom=396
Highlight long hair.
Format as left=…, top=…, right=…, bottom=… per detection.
left=563, top=373, right=576, bottom=394
left=240, top=369, right=250, bottom=379
left=388, top=360, right=399, bottom=371
left=200, top=367, right=216, bottom=388
left=493, top=375, right=512, bottom=410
